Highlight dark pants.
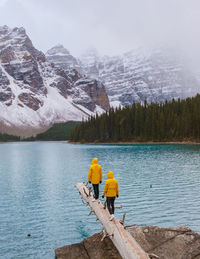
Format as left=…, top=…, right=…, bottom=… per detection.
left=106, top=197, right=115, bottom=214
left=92, top=184, right=99, bottom=199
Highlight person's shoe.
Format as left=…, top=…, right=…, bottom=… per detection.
left=111, top=214, right=115, bottom=219
left=109, top=214, right=114, bottom=221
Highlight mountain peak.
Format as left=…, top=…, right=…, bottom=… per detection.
left=0, top=28, right=108, bottom=137
left=0, top=25, right=10, bottom=31
left=46, top=44, right=70, bottom=56
left=0, top=25, right=26, bottom=36
left=46, top=44, right=81, bottom=71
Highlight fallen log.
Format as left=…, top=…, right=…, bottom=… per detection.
left=75, top=182, right=149, bottom=259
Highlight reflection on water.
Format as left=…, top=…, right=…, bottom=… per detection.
left=0, top=142, right=200, bottom=258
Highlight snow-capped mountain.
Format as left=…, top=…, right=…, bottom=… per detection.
left=46, top=44, right=82, bottom=72
left=46, top=45, right=109, bottom=112
left=1, top=25, right=199, bottom=137
left=0, top=26, right=109, bottom=137
left=79, top=48, right=200, bottom=107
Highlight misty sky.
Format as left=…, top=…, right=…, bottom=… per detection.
left=0, top=0, right=200, bottom=59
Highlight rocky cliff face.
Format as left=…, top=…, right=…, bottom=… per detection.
left=1, top=25, right=199, bottom=137
left=79, top=48, right=200, bottom=107
left=46, top=45, right=110, bottom=111
left=0, top=26, right=109, bottom=137
left=55, top=225, right=200, bottom=259
left=46, top=44, right=81, bottom=72
left=0, top=26, right=46, bottom=109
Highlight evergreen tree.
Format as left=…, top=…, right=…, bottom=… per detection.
left=70, top=94, right=200, bottom=143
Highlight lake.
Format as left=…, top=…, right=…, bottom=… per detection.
left=0, top=142, right=200, bottom=258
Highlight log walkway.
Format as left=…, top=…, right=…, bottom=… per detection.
left=75, top=182, right=149, bottom=259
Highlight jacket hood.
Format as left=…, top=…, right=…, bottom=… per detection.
left=92, top=158, right=98, bottom=164
left=107, top=171, right=114, bottom=179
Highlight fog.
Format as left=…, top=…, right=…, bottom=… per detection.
left=0, top=0, right=200, bottom=63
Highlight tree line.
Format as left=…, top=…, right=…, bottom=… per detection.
left=24, top=121, right=80, bottom=141
left=0, top=121, right=80, bottom=142
left=0, top=133, right=20, bottom=142
left=70, top=94, right=200, bottom=143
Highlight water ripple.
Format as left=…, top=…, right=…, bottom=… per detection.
left=0, top=142, right=200, bottom=258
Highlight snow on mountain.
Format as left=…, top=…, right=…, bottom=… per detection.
left=46, top=44, right=82, bottom=72
left=1, top=25, right=199, bottom=137
left=79, top=47, right=200, bottom=107
left=0, top=26, right=109, bottom=137
left=46, top=45, right=109, bottom=112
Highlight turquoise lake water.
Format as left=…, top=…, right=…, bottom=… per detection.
left=0, top=142, right=200, bottom=258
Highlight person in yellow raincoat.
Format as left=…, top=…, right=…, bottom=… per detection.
left=102, top=171, right=119, bottom=220
left=88, top=158, right=102, bottom=201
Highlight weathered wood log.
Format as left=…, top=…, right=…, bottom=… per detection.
left=120, top=213, right=126, bottom=225
left=115, top=205, right=123, bottom=209
left=75, top=182, right=149, bottom=259
left=124, top=224, right=137, bottom=229
left=88, top=209, right=94, bottom=216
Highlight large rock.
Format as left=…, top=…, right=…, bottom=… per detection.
left=55, top=225, right=200, bottom=259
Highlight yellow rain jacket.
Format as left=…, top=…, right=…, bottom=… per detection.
left=88, top=158, right=102, bottom=184
left=103, top=171, right=119, bottom=197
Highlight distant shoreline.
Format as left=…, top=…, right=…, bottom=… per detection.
left=69, top=141, right=200, bottom=145
left=1, top=140, right=199, bottom=145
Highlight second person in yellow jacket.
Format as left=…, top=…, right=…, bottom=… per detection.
left=88, top=157, right=102, bottom=201
left=102, top=171, right=119, bottom=220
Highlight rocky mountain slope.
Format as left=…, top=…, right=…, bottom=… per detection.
left=1, top=25, right=199, bottom=137
left=79, top=48, right=200, bottom=107
left=0, top=26, right=109, bottom=137
left=46, top=45, right=109, bottom=112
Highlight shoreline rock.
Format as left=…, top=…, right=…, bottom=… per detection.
left=55, top=225, right=200, bottom=259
